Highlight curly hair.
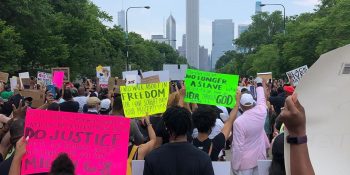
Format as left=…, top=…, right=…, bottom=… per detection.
left=192, top=105, right=217, bottom=133
left=50, top=153, right=75, bottom=175
left=162, top=106, right=192, bottom=138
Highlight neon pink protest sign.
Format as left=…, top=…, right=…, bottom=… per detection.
left=52, top=71, right=64, bottom=89
left=21, top=109, right=130, bottom=175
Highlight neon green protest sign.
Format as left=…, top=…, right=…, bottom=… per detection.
left=184, top=69, right=239, bottom=107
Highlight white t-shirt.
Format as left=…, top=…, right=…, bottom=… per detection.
left=192, top=119, right=224, bottom=139
left=73, top=96, right=88, bottom=113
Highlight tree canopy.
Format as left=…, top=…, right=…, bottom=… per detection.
left=216, top=0, right=350, bottom=78
left=0, top=0, right=186, bottom=79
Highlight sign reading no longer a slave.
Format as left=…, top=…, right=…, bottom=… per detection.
left=120, top=82, right=170, bottom=118
left=22, top=109, right=130, bottom=175
left=184, top=69, right=239, bottom=107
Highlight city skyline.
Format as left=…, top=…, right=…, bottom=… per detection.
left=92, top=0, right=319, bottom=52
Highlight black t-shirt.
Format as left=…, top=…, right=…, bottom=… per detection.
left=59, top=101, right=79, bottom=112
left=269, top=93, right=286, bottom=115
left=143, top=142, right=214, bottom=175
left=0, top=154, right=13, bottom=175
left=193, top=132, right=226, bottom=161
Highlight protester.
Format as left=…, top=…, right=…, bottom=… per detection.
left=269, top=87, right=286, bottom=116
left=192, top=91, right=240, bottom=161
left=73, top=87, right=87, bottom=113
left=85, top=97, right=100, bottom=114
left=143, top=106, right=214, bottom=175
left=269, top=133, right=285, bottom=175
left=59, top=89, right=79, bottom=112
left=99, top=98, right=111, bottom=115
left=231, top=77, right=270, bottom=175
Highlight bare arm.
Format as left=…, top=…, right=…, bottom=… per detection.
left=279, top=94, right=315, bottom=175
left=9, top=137, right=27, bottom=175
left=221, top=90, right=241, bottom=140
left=137, top=117, right=156, bottom=160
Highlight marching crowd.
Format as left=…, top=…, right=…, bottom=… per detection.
left=0, top=76, right=315, bottom=175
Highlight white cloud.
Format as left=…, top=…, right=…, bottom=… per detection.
left=293, top=0, right=320, bottom=7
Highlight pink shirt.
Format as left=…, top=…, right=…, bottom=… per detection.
left=231, top=86, right=270, bottom=171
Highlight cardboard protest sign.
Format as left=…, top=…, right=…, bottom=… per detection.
left=14, top=89, right=45, bottom=108
left=22, top=109, right=130, bottom=175
left=108, top=77, right=115, bottom=92
left=163, top=64, right=188, bottom=80
left=10, top=77, right=17, bottom=92
left=141, top=75, right=160, bottom=84
left=52, top=71, right=64, bottom=89
left=116, top=79, right=126, bottom=86
left=285, top=45, right=350, bottom=175
left=142, top=70, right=170, bottom=82
left=51, top=67, right=70, bottom=82
left=96, top=66, right=111, bottom=88
left=21, top=78, right=31, bottom=89
left=257, top=72, right=272, bottom=82
left=37, top=72, right=52, bottom=86
left=120, top=82, right=170, bottom=118
left=184, top=69, right=239, bottom=107
left=286, top=65, right=308, bottom=86
left=0, top=72, right=9, bottom=83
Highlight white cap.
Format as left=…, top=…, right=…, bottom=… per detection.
left=100, top=99, right=111, bottom=111
left=255, top=77, right=263, bottom=84
left=240, top=93, right=256, bottom=107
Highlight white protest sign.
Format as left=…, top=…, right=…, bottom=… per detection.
left=37, top=72, right=52, bottom=86
left=142, top=70, right=170, bottom=82
left=10, top=77, right=18, bottom=92
left=125, top=75, right=140, bottom=86
left=287, top=44, right=350, bottom=175
left=19, top=72, right=30, bottom=79
left=96, top=66, right=111, bottom=87
left=286, top=65, right=308, bottom=86
left=122, top=70, right=138, bottom=80
left=163, top=64, right=187, bottom=80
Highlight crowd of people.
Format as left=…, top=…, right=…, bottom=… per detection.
left=0, top=75, right=315, bottom=175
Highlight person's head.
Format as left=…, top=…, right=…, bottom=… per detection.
left=48, top=102, right=60, bottom=111
left=240, top=93, right=256, bottom=111
left=162, top=106, right=192, bottom=140
left=99, top=88, right=109, bottom=100
left=283, top=86, right=294, bottom=96
left=277, top=87, right=285, bottom=94
left=269, top=133, right=285, bottom=175
left=241, top=88, right=249, bottom=94
left=63, top=89, right=73, bottom=101
left=87, top=97, right=100, bottom=110
left=192, top=105, right=217, bottom=134
left=112, top=95, right=124, bottom=116
left=50, top=153, right=75, bottom=175
left=99, top=99, right=111, bottom=115
left=10, top=118, right=25, bottom=146
left=78, top=87, right=85, bottom=96
left=270, top=90, right=278, bottom=97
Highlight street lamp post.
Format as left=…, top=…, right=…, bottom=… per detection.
left=125, top=6, right=151, bottom=71
left=260, top=3, right=286, bottom=34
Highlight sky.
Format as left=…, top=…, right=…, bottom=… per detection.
left=91, top=0, right=320, bottom=52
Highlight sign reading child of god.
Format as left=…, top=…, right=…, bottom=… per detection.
left=21, top=109, right=130, bottom=175
left=184, top=69, right=239, bottom=107
left=120, top=82, right=170, bottom=118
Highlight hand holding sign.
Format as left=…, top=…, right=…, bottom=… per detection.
left=14, top=136, right=28, bottom=159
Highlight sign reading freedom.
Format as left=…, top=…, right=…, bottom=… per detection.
left=21, top=109, right=130, bottom=175
left=184, top=69, right=239, bottom=107
left=120, top=82, right=170, bottom=118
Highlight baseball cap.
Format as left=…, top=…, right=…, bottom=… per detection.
left=100, top=99, right=111, bottom=111
left=240, top=93, right=256, bottom=107
left=283, top=86, right=295, bottom=95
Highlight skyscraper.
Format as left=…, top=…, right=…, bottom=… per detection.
left=186, top=0, right=199, bottom=68
left=211, top=19, right=234, bottom=70
left=199, top=46, right=210, bottom=71
left=238, top=24, right=249, bottom=37
left=166, top=15, right=176, bottom=49
left=255, top=1, right=262, bottom=14
left=151, top=35, right=167, bottom=43
left=118, top=10, right=126, bottom=31
left=177, top=34, right=186, bottom=58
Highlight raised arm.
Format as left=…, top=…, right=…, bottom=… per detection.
left=221, top=90, right=241, bottom=140
left=279, top=94, right=315, bottom=175
left=255, top=78, right=267, bottom=107
left=137, top=116, right=156, bottom=160
left=9, top=136, right=27, bottom=175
